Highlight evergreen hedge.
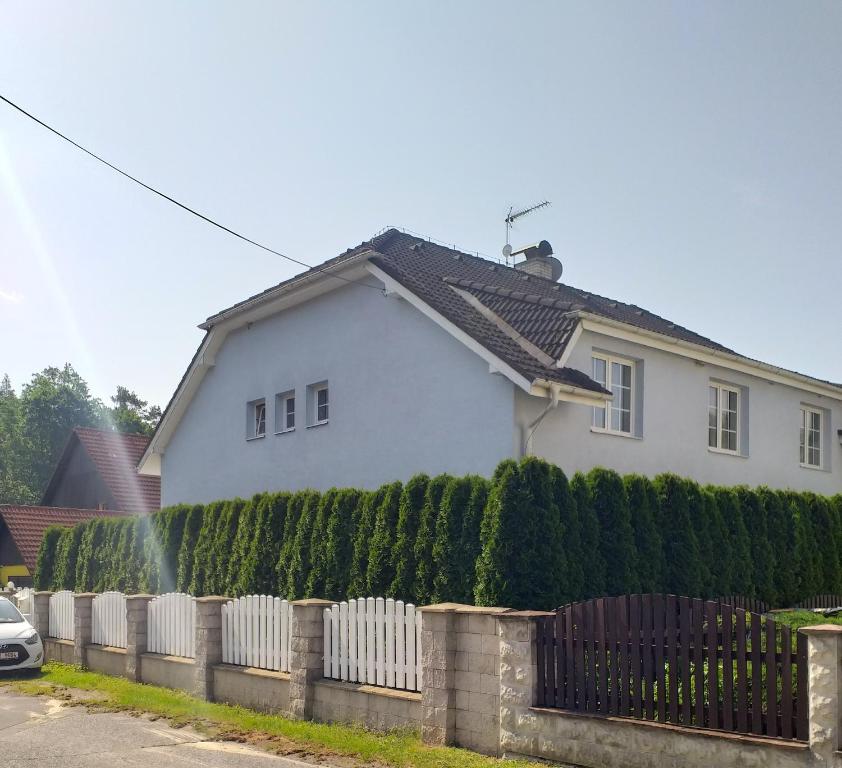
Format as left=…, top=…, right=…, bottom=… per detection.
left=33, top=458, right=842, bottom=611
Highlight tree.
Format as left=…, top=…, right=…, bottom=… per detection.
left=701, top=487, right=732, bottom=597
left=414, top=475, right=451, bottom=605
left=431, top=476, right=473, bottom=603
left=322, top=489, right=362, bottom=600
left=284, top=491, right=321, bottom=599
left=366, top=482, right=403, bottom=596
left=34, top=526, right=64, bottom=589
left=245, top=492, right=289, bottom=595
left=390, top=474, right=429, bottom=599
left=624, top=474, right=663, bottom=594
left=189, top=501, right=225, bottom=595
left=276, top=492, right=309, bottom=596
left=0, top=374, right=37, bottom=504
left=228, top=496, right=261, bottom=595
left=459, top=477, right=488, bottom=603
left=686, top=480, right=713, bottom=597
left=654, top=473, right=701, bottom=597
left=762, top=489, right=797, bottom=606
left=349, top=488, right=384, bottom=598
left=177, top=505, right=205, bottom=591
left=107, top=386, right=161, bottom=436
left=570, top=472, right=605, bottom=598
left=553, top=464, right=584, bottom=602
left=736, top=487, right=775, bottom=603
left=305, top=489, right=338, bottom=597
left=587, top=468, right=637, bottom=595
left=712, top=487, right=752, bottom=595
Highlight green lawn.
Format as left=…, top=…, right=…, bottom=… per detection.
left=0, top=662, right=540, bottom=768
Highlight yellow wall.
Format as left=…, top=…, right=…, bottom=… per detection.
left=0, top=565, right=30, bottom=585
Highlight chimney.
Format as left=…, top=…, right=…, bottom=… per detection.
left=512, top=240, right=563, bottom=281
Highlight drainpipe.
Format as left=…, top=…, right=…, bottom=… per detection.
left=523, top=384, right=560, bottom=456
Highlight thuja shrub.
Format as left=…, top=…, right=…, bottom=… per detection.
left=34, top=456, right=842, bottom=610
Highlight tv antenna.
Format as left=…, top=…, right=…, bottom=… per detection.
left=503, top=200, right=551, bottom=264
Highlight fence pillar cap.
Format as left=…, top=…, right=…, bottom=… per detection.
left=421, top=603, right=512, bottom=614
left=74, top=592, right=98, bottom=599
left=498, top=610, right=554, bottom=620
left=194, top=595, right=230, bottom=605
left=290, top=598, right=334, bottom=607
left=799, top=624, right=842, bottom=636
left=34, top=591, right=53, bottom=597
left=126, top=593, right=155, bottom=600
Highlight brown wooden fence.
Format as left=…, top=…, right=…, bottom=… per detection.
left=535, top=594, right=807, bottom=741
left=794, top=594, right=842, bottom=610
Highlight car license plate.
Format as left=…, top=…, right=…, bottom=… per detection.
left=0, top=652, right=19, bottom=660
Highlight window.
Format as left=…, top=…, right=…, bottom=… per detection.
left=316, top=386, right=329, bottom=423
left=708, top=384, right=739, bottom=453
left=800, top=406, right=823, bottom=468
left=275, top=391, right=295, bottom=433
left=591, top=354, right=633, bottom=434
left=306, top=381, right=330, bottom=427
left=246, top=399, right=266, bottom=439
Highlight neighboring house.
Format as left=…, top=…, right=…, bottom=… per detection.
left=42, top=427, right=160, bottom=514
left=0, top=505, right=132, bottom=586
left=138, top=228, right=842, bottom=505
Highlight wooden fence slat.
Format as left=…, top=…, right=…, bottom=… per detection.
left=679, top=596, right=692, bottom=726
left=736, top=608, right=748, bottom=733
left=405, top=604, right=417, bottom=691
left=574, top=602, right=586, bottom=711
left=706, top=600, right=719, bottom=730
left=766, top=618, right=778, bottom=738
left=545, top=614, right=556, bottom=707
left=585, top=600, right=597, bottom=713
left=796, top=630, right=807, bottom=741
left=721, top=603, right=734, bottom=731
left=555, top=605, right=565, bottom=709
left=385, top=599, right=395, bottom=688
left=653, top=594, right=666, bottom=723
left=693, top=598, right=704, bottom=727
left=595, top=598, right=607, bottom=714
left=618, top=597, right=629, bottom=716
left=751, top=612, right=763, bottom=735
left=606, top=597, right=617, bottom=715
left=630, top=595, right=641, bottom=719
left=781, top=624, right=793, bottom=740
left=642, top=594, right=654, bottom=720
left=666, top=595, right=678, bottom=724
left=395, top=600, right=405, bottom=690
left=536, top=617, right=546, bottom=707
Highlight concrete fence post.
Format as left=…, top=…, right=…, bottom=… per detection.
left=498, top=611, right=546, bottom=759
left=194, top=596, right=228, bottom=700
left=802, top=624, right=842, bottom=767
left=125, top=594, right=154, bottom=682
left=419, top=605, right=456, bottom=746
left=287, top=598, right=333, bottom=720
left=32, top=591, right=52, bottom=639
left=72, top=593, right=96, bottom=668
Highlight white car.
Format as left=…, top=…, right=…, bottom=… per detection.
left=0, top=597, right=43, bottom=672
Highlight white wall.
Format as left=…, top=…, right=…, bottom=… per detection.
left=518, top=329, right=842, bottom=494
left=161, top=280, right=517, bottom=505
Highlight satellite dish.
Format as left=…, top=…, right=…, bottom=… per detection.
left=502, top=244, right=512, bottom=259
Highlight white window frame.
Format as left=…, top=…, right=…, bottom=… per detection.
left=708, top=383, right=740, bottom=455
left=315, top=385, right=329, bottom=425
left=591, top=353, right=634, bottom=436
left=800, top=405, right=823, bottom=470
left=275, top=391, right=295, bottom=434
left=247, top=398, right=266, bottom=440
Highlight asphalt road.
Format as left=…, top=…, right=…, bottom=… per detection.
left=0, top=691, right=321, bottom=767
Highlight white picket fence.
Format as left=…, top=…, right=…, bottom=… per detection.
left=221, top=595, right=293, bottom=672
left=323, top=597, right=422, bottom=692
left=147, top=592, right=195, bottom=658
left=14, top=587, right=34, bottom=622
left=49, top=590, right=75, bottom=640
left=92, top=591, right=127, bottom=648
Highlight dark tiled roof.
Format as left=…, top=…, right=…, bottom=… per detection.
left=0, top=505, right=133, bottom=570
left=72, top=428, right=160, bottom=513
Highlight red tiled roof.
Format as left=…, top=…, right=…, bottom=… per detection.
left=72, top=428, right=160, bottom=513
left=0, top=505, right=133, bottom=571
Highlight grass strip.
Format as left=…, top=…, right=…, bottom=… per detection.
left=1, top=662, right=541, bottom=768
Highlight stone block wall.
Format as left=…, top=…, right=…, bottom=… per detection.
left=312, top=679, right=421, bottom=730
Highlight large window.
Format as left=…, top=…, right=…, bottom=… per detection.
left=800, top=406, right=823, bottom=468
left=708, top=384, right=739, bottom=453
left=591, top=354, right=633, bottom=434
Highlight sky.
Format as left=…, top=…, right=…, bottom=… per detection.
left=1, top=1, right=841, bottom=409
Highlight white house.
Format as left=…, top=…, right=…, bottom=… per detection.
left=139, top=229, right=842, bottom=505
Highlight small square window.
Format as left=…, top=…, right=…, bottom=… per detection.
left=274, top=390, right=295, bottom=433
left=246, top=399, right=266, bottom=440
left=306, top=381, right=329, bottom=427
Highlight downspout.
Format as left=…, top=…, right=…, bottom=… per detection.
left=523, top=384, right=560, bottom=456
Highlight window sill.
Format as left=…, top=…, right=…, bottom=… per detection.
left=799, top=462, right=825, bottom=472
left=246, top=434, right=266, bottom=442
left=274, top=428, right=295, bottom=435
left=306, top=420, right=329, bottom=429
left=590, top=427, right=642, bottom=441
left=707, top=447, right=747, bottom=458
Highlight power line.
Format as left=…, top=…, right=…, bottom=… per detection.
left=0, top=93, right=381, bottom=290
